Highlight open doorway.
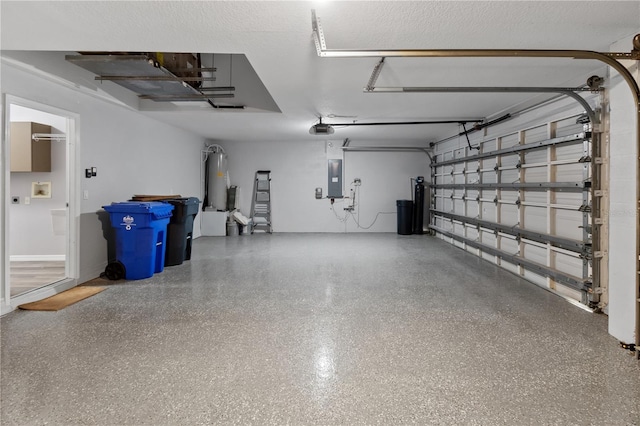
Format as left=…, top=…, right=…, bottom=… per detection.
left=3, top=98, right=78, bottom=307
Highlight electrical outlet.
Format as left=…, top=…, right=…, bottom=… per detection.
left=11, top=196, right=19, bottom=204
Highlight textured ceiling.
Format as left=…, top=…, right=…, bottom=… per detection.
left=2, top=1, right=639, bottom=144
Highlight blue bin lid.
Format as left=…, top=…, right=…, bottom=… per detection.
left=103, top=201, right=174, bottom=215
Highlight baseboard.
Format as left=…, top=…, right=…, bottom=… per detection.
left=10, top=255, right=66, bottom=262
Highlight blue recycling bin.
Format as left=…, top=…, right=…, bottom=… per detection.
left=103, top=202, right=174, bottom=280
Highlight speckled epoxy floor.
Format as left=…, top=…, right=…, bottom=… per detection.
left=1, top=233, right=639, bottom=425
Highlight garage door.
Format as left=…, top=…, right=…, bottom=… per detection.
left=430, top=96, right=605, bottom=309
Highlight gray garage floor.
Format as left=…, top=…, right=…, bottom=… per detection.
left=1, top=233, right=639, bottom=425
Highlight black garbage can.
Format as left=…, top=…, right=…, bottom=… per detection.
left=164, top=197, right=200, bottom=266
left=396, top=200, right=414, bottom=235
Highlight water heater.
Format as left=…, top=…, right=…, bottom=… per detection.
left=207, top=151, right=228, bottom=211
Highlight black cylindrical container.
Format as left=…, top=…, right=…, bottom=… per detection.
left=413, top=176, right=425, bottom=234
left=396, top=200, right=414, bottom=235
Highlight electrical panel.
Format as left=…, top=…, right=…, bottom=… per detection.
left=327, top=159, right=342, bottom=198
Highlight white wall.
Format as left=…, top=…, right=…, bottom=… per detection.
left=1, top=56, right=207, bottom=300
left=219, top=140, right=429, bottom=233
left=9, top=105, right=67, bottom=257
left=607, top=33, right=640, bottom=344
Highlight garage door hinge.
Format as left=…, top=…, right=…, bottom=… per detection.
left=578, top=203, right=592, bottom=212
left=581, top=251, right=605, bottom=261
left=588, top=287, right=605, bottom=294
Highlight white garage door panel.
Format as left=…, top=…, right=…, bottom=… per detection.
left=524, top=167, right=548, bottom=182
left=524, top=192, right=547, bottom=204
left=553, top=251, right=585, bottom=278
left=501, top=169, right=520, bottom=184
left=523, top=242, right=548, bottom=265
left=556, top=164, right=585, bottom=181
left=482, top=170, right=497, bottom=183
left=500, top=237, right=519, bottom=254
left=524, top=149, right=547, bottom=164
left=501, top=133, right=520, bottom=148
left=443, top=197, right=453, bottom=211
left=480, top=229, right=497, bottom=244
left=500, top=205, right=520, bottom=224
left=523, top=206, right=548, bottom=233
left=481, top=252, right=496, bottom=262
left=483, top=139, right=497, bottom=151
left=555, top=283, right=584, bottom=301
left=451, top=222, right=462, bottom=235
left=480, top=200, right=496, bottom=218
left=501, top=153, right=520, bottom=168
left=555, top=191, right=583, bottom=206
left=466, top=160, right=479, bottom=171
left=555, top=209, right=584, bottom=240
left=500, top=259, right=520, bottom=275
left=523, top=125, right=548, bottom=143
left=556, top=143, right=584, bottom=161
left=555, top=118, right=584, bottom=137
left=523, top=270, right=548, bottom=287
left=466, top=189, right=479, bottom=201
left=465, top=225, right=479, bottom=241
left=500, top=192, right=519, bottom=205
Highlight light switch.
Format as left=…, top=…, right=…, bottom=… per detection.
left=25, top=197, right=30, bottom=205
left=83, top=190, right=89, bottom=200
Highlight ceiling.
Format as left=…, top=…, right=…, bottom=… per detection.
left=1, top=1, right=639, bottom=144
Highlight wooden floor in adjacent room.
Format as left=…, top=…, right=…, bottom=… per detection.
left=9, top=261, right=66, bottom=297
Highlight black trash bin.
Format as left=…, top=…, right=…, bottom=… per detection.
left=396, top=200, right=414, bottom=235
left=164, top=197, right=200, bottom=266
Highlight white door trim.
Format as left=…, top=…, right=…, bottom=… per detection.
left=1, top=95, right=80, bottom=315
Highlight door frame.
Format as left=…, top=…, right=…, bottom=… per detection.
left=1, top=94, right=80, bottom=314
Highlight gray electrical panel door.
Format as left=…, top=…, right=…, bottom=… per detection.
left=328, top=159, right=342, bottom=198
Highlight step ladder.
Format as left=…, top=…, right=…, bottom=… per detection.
left=250, top=170, right=272, bottom=233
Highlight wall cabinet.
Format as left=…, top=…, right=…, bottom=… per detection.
left=10, top=121, right=51, bottom=172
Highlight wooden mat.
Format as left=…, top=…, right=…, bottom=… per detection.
left=18, top=286, right=105, bottom=311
